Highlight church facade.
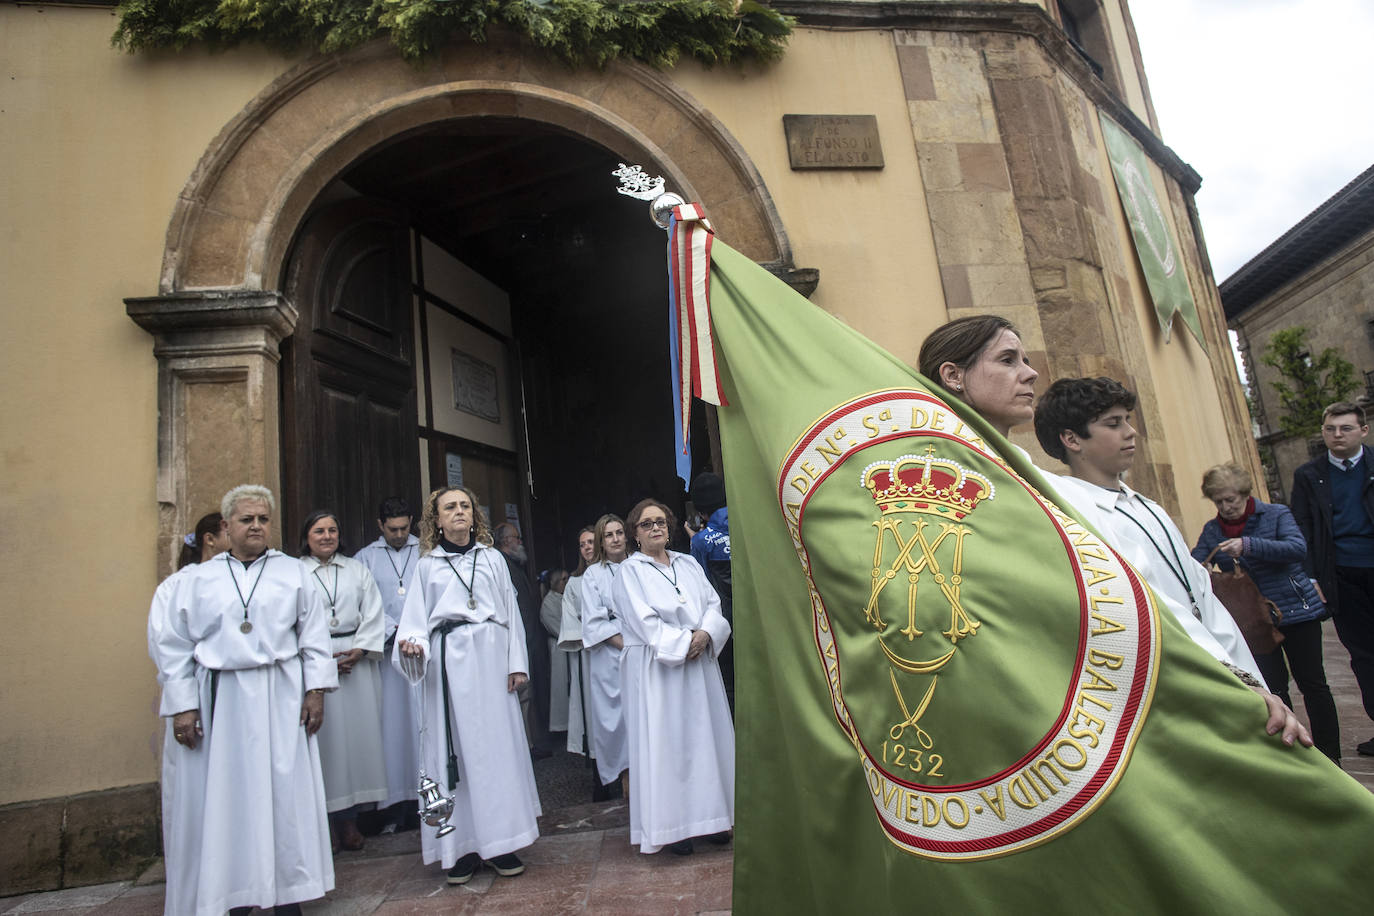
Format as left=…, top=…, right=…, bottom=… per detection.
left=0, top=0, right=1257, bottom=892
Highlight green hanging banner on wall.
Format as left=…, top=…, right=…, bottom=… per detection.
left=1100, top=115, right=1206, bottom=349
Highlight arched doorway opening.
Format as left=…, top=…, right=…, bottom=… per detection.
left=279, top=118, right=704, bottom=573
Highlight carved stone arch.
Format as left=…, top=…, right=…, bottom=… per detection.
left=134, top=37, right=806, bottom=575
left=163, top=36, right=795, bottom=294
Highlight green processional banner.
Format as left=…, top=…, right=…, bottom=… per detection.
left=690, top=234, right=1374, bottom=912
left=1100, top=115, right=1206, bottom=348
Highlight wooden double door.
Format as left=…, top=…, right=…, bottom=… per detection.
left=281, top=198, right=422, bottom=554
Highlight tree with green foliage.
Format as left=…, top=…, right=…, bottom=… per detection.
left=1260, top=326, right=1359, bottom=438
left=113, top=0, right=793, bottom=68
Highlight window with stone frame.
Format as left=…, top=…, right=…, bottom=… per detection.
left=1056, top=0, right=1126, bottom=99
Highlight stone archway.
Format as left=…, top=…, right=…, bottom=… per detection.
left=163, top=37, right=794, bottom=294
left=128, top=36, right=800, bottom=575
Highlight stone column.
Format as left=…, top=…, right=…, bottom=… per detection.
left=125, top=291, right=297, bottom=578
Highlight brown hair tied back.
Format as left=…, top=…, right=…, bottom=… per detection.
left=917, top=315, right=1018, bottom=393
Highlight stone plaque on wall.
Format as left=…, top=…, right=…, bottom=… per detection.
left=451, top=348, right=500, bottom=422
left=783, top=115, right=884, bottom=170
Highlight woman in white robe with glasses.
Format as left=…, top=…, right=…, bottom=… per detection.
left=613, top=498, right=734, bottom=855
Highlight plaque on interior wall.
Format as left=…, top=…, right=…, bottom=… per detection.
left=783, top=115, right=884, bottom=170
left=445, top=452, right=464, bottom=488
left=450, top=349, right=500, bottom=422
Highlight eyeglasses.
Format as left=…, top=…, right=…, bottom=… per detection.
left=637, top=518, right=669, bottom=530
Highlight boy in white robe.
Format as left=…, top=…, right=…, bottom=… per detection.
left=149, top=485, right=336, bottom=916
left=1033, top=378, right=1263, bottom=682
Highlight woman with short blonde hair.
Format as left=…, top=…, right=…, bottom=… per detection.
left=1200, top=462, right=1252, bottom=501
left=1192, top=463, right=1338, bottom=760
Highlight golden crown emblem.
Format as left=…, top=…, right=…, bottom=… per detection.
left=860, top=447, right=994, bottom=521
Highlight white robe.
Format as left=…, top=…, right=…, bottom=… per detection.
left=580, top=560, right=630, bottom=784
left=1051, top=475, right=1264, bottom=682
left=558, top=575, right=595, bottom=757
left=392, top=542, right=541, bottom=865
left=540, top=589, right=571, bottom=731
left=301, top=553, right=388, bottom=812
left=149, top=550, right=337, bottom=916
left=612, top=551, right=734, bottom=853
left=353, top=535, right=422, bottom=808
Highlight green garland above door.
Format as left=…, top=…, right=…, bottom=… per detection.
left=113, top=0, right=794, bottom=68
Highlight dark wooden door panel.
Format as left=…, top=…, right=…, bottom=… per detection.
left=282, top=198, right=422, bottom=554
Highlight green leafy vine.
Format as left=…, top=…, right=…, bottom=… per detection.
left=112, top=0, right=794, bottom=68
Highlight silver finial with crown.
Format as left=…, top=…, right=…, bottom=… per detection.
left=612, top=162, right=685, bottom=229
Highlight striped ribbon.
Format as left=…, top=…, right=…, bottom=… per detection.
left=666, top=203, right=727, bottom=482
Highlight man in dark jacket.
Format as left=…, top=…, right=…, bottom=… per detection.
left=1290, top=401, right=1374, bottom=756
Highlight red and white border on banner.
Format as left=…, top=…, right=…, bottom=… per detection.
left=776, top=389, right=1159, bottom=860
left=668, top=204, right=727, bottom=454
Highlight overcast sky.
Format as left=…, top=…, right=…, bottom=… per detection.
left=1128, top=0, right=1374, bottom=282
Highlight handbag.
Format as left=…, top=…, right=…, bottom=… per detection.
left=1203, top=545, right=1284, bottom=655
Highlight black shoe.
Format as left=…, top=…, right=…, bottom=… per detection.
left=668, top=838, right=694, bottom=856
left=488, top=853, right=525, bottom=877
left=1357, top=738, right=1374, bottom=757
left=447, top=852, right=482, bottom=885
left=705, top=831, right=732, bottom=845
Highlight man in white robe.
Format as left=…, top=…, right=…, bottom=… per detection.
left=353, top=498, right=422, bottom=818
left=149, top=485, right=336, bottom=916
left=1033, top=378, right=1264, bottom=682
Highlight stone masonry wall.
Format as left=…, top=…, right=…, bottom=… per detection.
left=894, top=27, right=1181, bottom=512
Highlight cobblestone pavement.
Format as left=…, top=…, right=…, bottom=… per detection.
left=4, top=621, right=1372, bottom=914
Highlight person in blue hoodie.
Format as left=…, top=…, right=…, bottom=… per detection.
left=1193, top=461, right=1338, bottom=761
left=687, top=472, right=733, bottom=708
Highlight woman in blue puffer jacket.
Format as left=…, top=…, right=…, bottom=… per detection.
left=1192, top=462, right=1340, bottom=761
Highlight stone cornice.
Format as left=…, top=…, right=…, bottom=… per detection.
left=772, top=1, right=1201, bottom=193
left=125, top=290, right=298, bottom=341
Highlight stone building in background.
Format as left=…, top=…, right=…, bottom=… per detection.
left=1221, top=164, right=1374, bottom=502
left=1, top=0, right=1258, bottom=894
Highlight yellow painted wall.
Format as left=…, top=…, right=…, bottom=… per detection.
left=674, top=28, right=948, bottom=364
left=0, top=6, right=295, bottom=803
